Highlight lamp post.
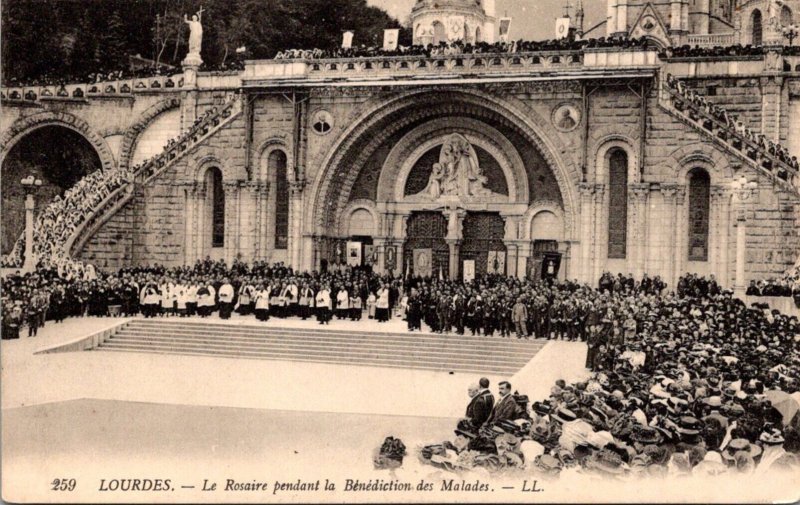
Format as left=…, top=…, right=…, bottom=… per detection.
left=21, top=175, right=43, bottom=273
left=730, top=175, right=758, bottom=296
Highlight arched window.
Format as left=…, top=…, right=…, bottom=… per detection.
left=688, top=167, right=710, bottom=261
left=270, top=150, right=289, bottom=249
left=607, top=149, right=628, bottom=259
left=751, top=9, right=763, bottom=46
left=204, top=167, right=224, bottom=248
left=476, top=26, right=482, bottom=42
left=781, top=6, right=793, bottom=26
left=432, top=21, right=446, bottom=45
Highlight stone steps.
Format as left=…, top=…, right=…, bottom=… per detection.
left=94, top=319, right=546, bottom=375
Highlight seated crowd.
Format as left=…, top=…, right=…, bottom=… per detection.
left=2, top=96, right=238, bottom=270
left=274, top=36, right=650, bottom=60
left=665, top=73, right=799, bottom=180
left=419, top=276, right=800, bottom=478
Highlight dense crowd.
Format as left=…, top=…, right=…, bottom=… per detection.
left=2, top=95, right=238, bottom=270
left=419, top=276, right=800, bottom=479
left=274, top=36, right=650, bottom=60
left=665, top=74, right=799, bottom=179
left=747, top=263, right=800, bottom=303
left=661, top=44, right=765, bottom=59
left=2, top=67, right=182, bottom=89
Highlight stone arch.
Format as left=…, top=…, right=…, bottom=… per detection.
left=0, top=110, right=115, bottom=171
left=257, top=136, right=293, bottom=183
left=118, top=97, right=181, bottom=170
left=308, top=87, right=580, bottom=241
left=377, top=117, right=528, bottom=203
left=187, top=150, right=242, bottom=183
left=523, top=201, right=566, bottom=240
left=593, top=136, right=640, bottom=184
left=340, top=199, right=379, bottom=236
left=669, top=144, right=733, bottom=185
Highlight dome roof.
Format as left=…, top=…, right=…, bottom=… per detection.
left=411, top=0, right=486, bottom=15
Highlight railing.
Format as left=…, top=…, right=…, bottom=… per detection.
left=3, top=96, right=242, bottom=267
left=684, top=33, right=736, bottom=48
left=243, top=48, right=659, bottom=83
left=1, top=74, right=184, bottom=102
left=661, top=82, right=799, bottom=190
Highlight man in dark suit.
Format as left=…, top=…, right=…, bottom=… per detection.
left=465, top=378, right=494, bottom=429
left=485, top=380, right=520, bottom=426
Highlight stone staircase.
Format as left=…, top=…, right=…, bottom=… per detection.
left=93, top=319, right=548, bottom=375
left=4, top=96, right=243, bottom=266
left=658, top=82, right=799, bottom=196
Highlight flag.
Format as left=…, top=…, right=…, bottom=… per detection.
left=499, top=17, right=512, bottom=42
left=555, top=16, right=571, bottom=39
left=342, top=31, right=354, bottom=49
left=383, top=29, right=399, bottom=50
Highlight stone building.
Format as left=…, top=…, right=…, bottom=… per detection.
left=1, top=0, right=799, bottom=291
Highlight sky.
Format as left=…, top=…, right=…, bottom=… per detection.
left=368, top=0, right=607, bottom=40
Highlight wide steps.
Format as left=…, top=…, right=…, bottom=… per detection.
left=94, top=319, right=546, bottom=374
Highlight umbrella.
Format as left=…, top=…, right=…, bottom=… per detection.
left=764, top=390, right=800, bottom=426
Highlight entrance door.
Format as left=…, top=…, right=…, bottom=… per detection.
left=404, top=211, right=448, bottom=277
left=460, top=212, right=506, bottom=278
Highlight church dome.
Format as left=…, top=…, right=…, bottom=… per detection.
left=410, top=0, right=496, bottom=45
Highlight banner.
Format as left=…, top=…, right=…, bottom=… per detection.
left=342, top=31, right=354, bottom=48
left=498, top=17, right=512, bottom=42
left=413, top=248, right=433, bottom=278
left=487, top=250, right=506, bottom=274
left=555, top=16, right=571, bottom=39
left=346, top=241, right=362, bottom=266
left=383, top=29, right=399, bottom=50
left=542, top=252, right=562, bottom=280
left=364, top=245, right=374, bottom=265
left=463, top=260, right=475, bottom=282
left=385, top=245, right=397, bottom=270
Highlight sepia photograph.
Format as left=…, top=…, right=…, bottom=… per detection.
left=1, top=0, right=800, bottom=502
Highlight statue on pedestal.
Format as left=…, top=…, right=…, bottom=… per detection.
left=184, top=7, right=204, bottom=58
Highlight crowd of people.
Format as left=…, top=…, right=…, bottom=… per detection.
left=665, top=74, right=800, bottom=181
left=2, top=67, right=182, bottom=90
left=660, top=44, right=766, bottom=59
left=274, top=36, right=651, bottom=60
left=747, top=263, right=800, bottom=304
left=2, top=95, right=238, bottom=270
left=4, top=257, right=800, bottom=480
left=419, top=276, right=800, bottom=479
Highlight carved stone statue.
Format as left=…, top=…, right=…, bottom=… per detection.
left=184, top=8, right=204, bottom=57
left=410, top=133, right=501, bottom=202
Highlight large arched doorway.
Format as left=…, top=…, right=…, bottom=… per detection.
left=404, top=211, right=449, bottom=277
left=1, top=125, right=102, bottom=254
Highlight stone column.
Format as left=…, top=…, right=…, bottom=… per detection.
left=661, top=185, right=679, bottom=286
left=580, top=183, right=596, bottom=282
left=445, top=208, right=465, bottom=280
left=732, top=182, right=757, bottom=295
left=502, top=215, right=521, bottom=278
left=672, top=185, right=687, bottom=289
left=288, top=180, right=306, bottom=269
left=182, top=182, right=195, bottom=265
left=592, top=184, right=607, bottom=283
left=392, top=214, right=407, bottom=278
left=22, top=189, right=36, bottom=272
left=193, top=183, right=207, bottom=261
left=718, top=188, right=731, bottom=287
left=223, top=182, right=239, bottom=265
left=709, top=185, right=727, bottom=280
left=629, top=183, right=650, bottom=278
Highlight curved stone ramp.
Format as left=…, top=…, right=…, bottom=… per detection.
left=92, top=319, right=547, bottom=375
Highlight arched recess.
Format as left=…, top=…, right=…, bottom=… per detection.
left=593, top=136, right=640, bottom=184
left=0, top=111, right=116, bottom=171
left=475, top=26, right=482, bottom=42
left=669, top=144, right=734, bottom=185
left=203, top=166, right=225, bottom=248
left=270, top=150, right=289, bottom=250
left=378, top=117, right=528, bottom=204
left=687, top=167, right=711, bottom=262
left=340, top=200, right=379, bottom=236
left=308, top=87, right=580, bottom=241
left=523, top=201, right=566, bottom=241
left=751, top=9, right=763, bottom=45
left=118, top=98, right=180, bottom=170
left=257, top=137, right=293, bottom=183
left=781, top=5, right=793, bottom=25
left=432, top=20, right=446, bottom=44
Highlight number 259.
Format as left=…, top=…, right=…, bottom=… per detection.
left=51, top=479, right=76, bottom=491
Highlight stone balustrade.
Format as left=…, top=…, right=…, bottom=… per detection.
left=684, top=33, right=736, bottom=48
left=1, top=73, right=185, bottom=103
left=662, top=82, right=799, bottom=189
left=242, top=48, right=659, bottom=83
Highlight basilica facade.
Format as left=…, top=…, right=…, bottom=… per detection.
left=1, top=0, right=799, bottom=291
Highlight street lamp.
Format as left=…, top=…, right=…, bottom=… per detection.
left=730, top=175, right=758, bottom=297
left=21, top=175, right=43, bottom=272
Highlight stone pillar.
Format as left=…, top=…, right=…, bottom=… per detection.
left=394, top=214, right=408, bottom=278
left=718, top=188, right=731, bottom=287
left=578, top=183, right=596, bottom=283
left=445, top=208, right=465, bottom=280
left=288, top=180, right=306, bottom=269
left=182, top=182, right=195, bottom=265
left=22, top=190, right=36, bottom=272
left=518, top=242, right=532, bottom=280
left=193, top=183, right=207, bottom=261
left=709, top=185, right=727, bottom=280
left=502, top=215, right=522, bottom=278
left=223, top=182, right=239, bottom=265
left=629, top=183, right=650, bottom=278
left=732, top=181, right=757, bottom=295
left=760, top=73, right=784, bottom=143
left=592, top=184, right=607, bottom=283
left=661, top=185, right=679, bottom=286
left=672, top=185, right=687, bottom=289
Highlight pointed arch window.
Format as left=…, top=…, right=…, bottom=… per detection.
left=607, top=149, right=628, bottom=259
